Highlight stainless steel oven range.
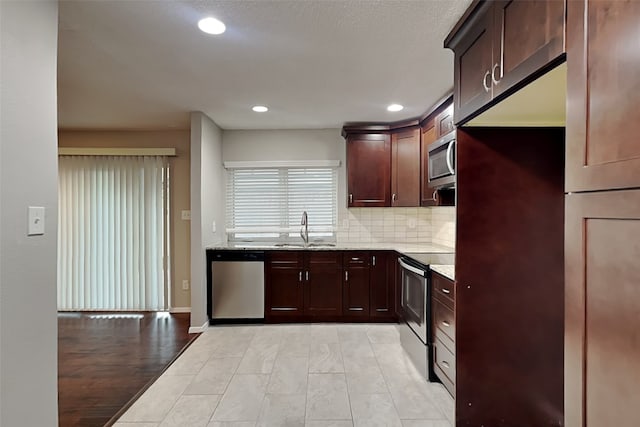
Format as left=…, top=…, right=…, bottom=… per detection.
left=398, top=252, right=454, bottom=381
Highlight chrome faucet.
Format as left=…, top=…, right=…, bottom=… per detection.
left=300, top=211, right=309, bottom=246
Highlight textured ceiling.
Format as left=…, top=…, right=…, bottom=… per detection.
left=58, top=0, right=473, bottom=130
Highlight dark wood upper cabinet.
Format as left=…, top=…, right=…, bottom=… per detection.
left=451, top=6, right=495, bottom=125
left=391, top=127, right=420, bottom=207
left=566, top=0, right=640, bottom=192
left=346, top=133, right=391, bottom=207
left=420, top=98, right=456, bottom=207
left=446, top=0, right=565, bottom=125
left=492, top=0, right=565, bottom=98
left=420, top=119, right=439, bottom=207
left=565, top=190, right=640, bottom=427
left=435, top=104, right=455, bottom=138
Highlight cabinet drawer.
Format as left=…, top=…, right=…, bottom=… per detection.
left=433, top=299, right=455, bottom=353
left=432, top=272, right=454, bottom=305
left=308, top=251, right=342, bottom=266
left=343, top=251, right=370, bottom=267
left=268, top=251, right=304, bottom=267
left=433, top=338, right=456, bottom=397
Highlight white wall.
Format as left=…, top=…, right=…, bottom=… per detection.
left=223, top=128, right=347, bottom=212
left=0, top=1, right=59, bottom=425
left=190, top=112, right=224, bottom=329
left=223, top=129, right=456, bottom=249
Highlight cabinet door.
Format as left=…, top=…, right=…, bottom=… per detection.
left=435, top=104, right=455, bottom=138
left=492, top=0, right=565, bottom=99
left=347, top=133, right=391, bottom=207
left=566, top=0, right=640, bottom=192
left=369, top=251, right=394, bottom=320
left=391, top=128, right=420, bottom=207
left=452, top=8, right=494, bottom=124
left=265, top=251, right=304, bottom=320
left=565, top=190, right=640, bottom=427
left=420, top=121, right=438, bottom=207
left=304, top=252, right=343, bottom=318
left=343, top=252, right=370, bottom=319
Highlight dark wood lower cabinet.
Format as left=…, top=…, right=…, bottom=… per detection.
left=265, top=251, right=305, bottom=319
left=343, top=252, right=370, bottom=319
left=265, top=250, right=397, bottom=323
left=370, top=251, right=395, bottom=320
left=565, top=190, right=640, bottom=427
left=305, top=252, right=343, bottom=318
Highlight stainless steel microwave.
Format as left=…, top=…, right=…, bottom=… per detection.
left=428, top=130, right=456, bottom=188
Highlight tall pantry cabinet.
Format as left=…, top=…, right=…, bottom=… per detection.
left=564, top=1, right=640, bottom=426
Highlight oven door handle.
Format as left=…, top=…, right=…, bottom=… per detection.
left=398, top=258, right=426, bottom=277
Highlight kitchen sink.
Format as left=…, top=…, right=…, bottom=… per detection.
left=273, top=242, right=336, bottom=248
left=307, top=242, right=336, bottom=247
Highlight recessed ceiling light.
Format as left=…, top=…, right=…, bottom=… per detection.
left=387, top=104, right=404, bottom=112
left=198, top=17, right=226, bottom=35
left=252, top=106, right=269, bottom=113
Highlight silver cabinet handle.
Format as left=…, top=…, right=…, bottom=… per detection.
left=349, top=194, right=353, bottom=204
left=441, top=288, right=451, bottom=294
left=392, top=193, right=397, bottom=202
left=446, top=140, right=455, bottom=175
left=299, top=271, right=302, bottom=282
left=442, top=320, right=450, bottom=327
left=482, top=70, right=491, bottom=92
left=433, top=190, right=438, bottom=203
left=441, top=360, right=450, bottom=369
left=491, top=62, right=501, bottom=85
left=305, top=271, right=309, bottom=281
left=345, top=271, right=348, bottom=281
left=372, top=255, right=376, bottom=266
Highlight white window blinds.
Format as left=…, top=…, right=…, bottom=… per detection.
left=57, top=155, right=168, bottom=311
left=226, top=167, right=338, bottom=241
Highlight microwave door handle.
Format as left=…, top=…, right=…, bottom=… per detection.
left=446, top=140, right=455, bottom=175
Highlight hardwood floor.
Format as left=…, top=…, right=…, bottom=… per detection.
left=58, top=312, right=197, bottom=427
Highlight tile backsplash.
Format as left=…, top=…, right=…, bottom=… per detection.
left=337, top=207, right=455, bottom=249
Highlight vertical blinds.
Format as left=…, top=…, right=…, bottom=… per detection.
left=226, top=167, right=337, bottom=240
left=57, top=155, right=168, bottom=311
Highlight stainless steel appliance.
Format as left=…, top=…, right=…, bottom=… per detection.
left=398, top=255, right=435, bottom=380
left=210, top=250, right=265, bottom=323
left=428, top=130, right=456, bottom=188
left=398, top=252, right=454, bottom=380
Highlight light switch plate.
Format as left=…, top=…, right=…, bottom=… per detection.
left=181, top=210, right=191, bottom=220
left=28, top=206, right=45, bottom=236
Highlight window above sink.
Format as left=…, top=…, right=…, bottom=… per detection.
left=225, top=162, right=339, bottom=244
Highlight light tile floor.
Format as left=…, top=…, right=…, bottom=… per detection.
left=115, top=324, right=454, bottom=427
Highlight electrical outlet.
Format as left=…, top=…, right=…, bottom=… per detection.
left=212, top=221, right=216, bottom=233
left=182, top=280, right=189, bottom=290
left=181, top=210, right=191, bottom=220
left=407, top=218, right=417, bottom=229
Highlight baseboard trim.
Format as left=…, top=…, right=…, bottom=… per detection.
left=169, top=307, right=191, bottom=313
left=188, top=320, right=208, bottom=334
left=209, top=318, right=265, bottom=325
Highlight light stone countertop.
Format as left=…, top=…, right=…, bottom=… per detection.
left=207, top=241, right=455, bottom=254
left=430, top=264, right=455, bottom=281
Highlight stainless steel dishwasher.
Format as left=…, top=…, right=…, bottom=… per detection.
left=210, top=250, right=265, bottom=323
